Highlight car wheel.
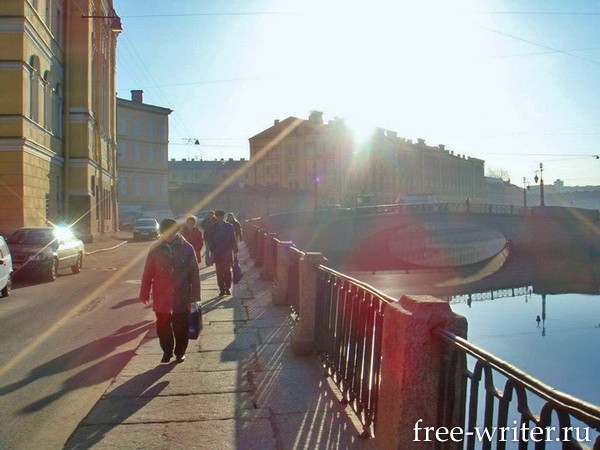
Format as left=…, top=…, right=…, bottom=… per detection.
left=45, top=258, right=58, bottom=282
left=71, top=253, right=83, bottom=274
left=1, top=274, right=10, bottom=298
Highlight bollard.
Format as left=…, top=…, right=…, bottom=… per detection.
left=374, top=295, right=467, bottom=449
left=254, top=231, right=265, bottom=267
left=260, top=233, right=277, bottom=280
left=272, top=240, right=293, bottom=305
left=290, top=252, right=324, bottom=356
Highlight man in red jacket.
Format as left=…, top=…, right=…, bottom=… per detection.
left=181, top=215, right=204, bottom=264
left=140, top=218, right=200, bottom=363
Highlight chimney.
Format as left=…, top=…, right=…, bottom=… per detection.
left=229, top=158, right=234, bottom=161
left=308, top=110, right=323, bottom=124
left=274, top=119, right=280, bottom=126
left=182, top=158, right=187, bottom=161
left=131, top=90, right=144, bottom=103
left=241, top=158, right=246, bottom=161
left=170, top=158, right=175, bottom=161
left=417, top=138, right=425, bottom=145
left=438, top=144, right=445, bottom=151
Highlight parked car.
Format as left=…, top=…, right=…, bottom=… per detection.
left=0, top=236, right=13, bottom=297
left=7, top=227, right=85, bottom=282
left=133, top=218, right=160, bottom=240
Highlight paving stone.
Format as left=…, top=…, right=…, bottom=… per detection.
left=197, top=331, right=260, bottom=352
left=255, top=343, right=323, bottom=372
left=120, top=351, right=258, bottom=375
left=67, top=419, right=277, bottom=450
left=106, top=370, right=251, bottom=397
left=251, top=369, right=338, bottom=414
left=246, top=304, right=290, bottom=320
left=203, top=308, right=248, bottom=322
left=274, top=411, right=377, bottom=450
left=257, top=325, right=293, bottom=344
left=83, top=392, right=260, bottom=425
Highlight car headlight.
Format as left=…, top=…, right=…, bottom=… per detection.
left=29, top=254, right=49, bottom=261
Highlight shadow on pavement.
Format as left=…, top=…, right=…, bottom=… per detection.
left=0, top=321, right=153, bottom=399
left=65, top=364, right=174, bottom=449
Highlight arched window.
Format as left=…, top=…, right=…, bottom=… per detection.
left=54, top=83, right=63, bottom=138
left=43, top=71, right=51, bottom=130
left=29, top=56, right=41, bottom=123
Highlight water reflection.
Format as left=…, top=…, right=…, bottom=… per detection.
left=344, top=253, right=600, bottom=406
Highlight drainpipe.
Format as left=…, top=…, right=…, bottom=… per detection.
left=62, top=0, right=71, bottom=222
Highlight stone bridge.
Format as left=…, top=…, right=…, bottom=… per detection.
left=260, top=203, right=600, bottom=270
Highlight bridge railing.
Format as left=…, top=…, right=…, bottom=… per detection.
left=246, top=222, right=600, bottom=448
left=436, top=328, right=600, bottom=449
left=315, top=266, right=394, bottom=438
left=352, top=202, right=533, bottom=216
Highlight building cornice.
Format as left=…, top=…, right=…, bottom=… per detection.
left=0, top=137, right=64, bottom=166
left=116, top=98, right=172, bottom=115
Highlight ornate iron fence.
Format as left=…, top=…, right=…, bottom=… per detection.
left=314, top=266, right=396, bottom=438
left=436, top=328, right=600, bottom=449
left=287, top=246, right=304, bottom=316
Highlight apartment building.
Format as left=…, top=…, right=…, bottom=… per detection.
left=249, top=112, right=485, bottom=210
left=116, top=91, right=172, bottom=222
left=0, top=0, right=121, bottom=240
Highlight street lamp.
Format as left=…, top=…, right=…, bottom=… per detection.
left=522, top=177, right=528, bottom=208
left=533, top=162, right=545, bottom=207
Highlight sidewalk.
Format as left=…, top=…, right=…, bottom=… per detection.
left=66, top=244, right=374, bottom=449
left=84, top=231, right=131, bottom=255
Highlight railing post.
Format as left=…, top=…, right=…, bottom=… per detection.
left=374, top=295, right=467, bottom=449
left=290, top=252, right=324, bottom=356
left=260, top=233, right=277, bottom=280
left=254, top=231, right=265, bottom=267
left=272, top=240, right=293, bottom=305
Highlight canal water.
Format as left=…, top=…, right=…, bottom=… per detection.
left=346, top=254, right=600, bottom=405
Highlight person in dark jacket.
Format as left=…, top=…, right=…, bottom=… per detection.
left=211, top=210, right=238, bottom=296
left=200, top=211, right=217, bottom=266
left=140, top=218, right=200, bottom=363
left=181, top=215, right=204, bottom=263
left=226, top=213, right=243, bottom=242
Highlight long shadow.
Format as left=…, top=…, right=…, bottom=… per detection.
left=110, top=297, right=140, bottom=310
left=64, top=364, right=174, bottom=449
left=0, top=320, right=153, bottom=397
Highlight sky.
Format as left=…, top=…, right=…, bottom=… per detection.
left=113, top=0, right=600, bottom=187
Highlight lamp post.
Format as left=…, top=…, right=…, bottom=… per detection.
left=534, top=162, right=545, bottom=206
left=237, top=181, right=246, bottom=220
left=522, top=177, right=528, bottom=208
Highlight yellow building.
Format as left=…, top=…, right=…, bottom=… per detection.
left=0, top=0, right=121, bottom=241
left=249, top=112, right=485, bottom=210
left=116, top=91, right=172, bottom=222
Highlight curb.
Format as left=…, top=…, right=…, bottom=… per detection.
left=85, top=240, right=128, bottom=256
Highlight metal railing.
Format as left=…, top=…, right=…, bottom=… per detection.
left=355, top=202, right=533, bottom=216
left=287, top=246, right=304, bottom=316
left=436, top=328, right=600, bottom=449
left=314, top=266, right=396, bottom=438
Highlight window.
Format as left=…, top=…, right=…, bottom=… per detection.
left=53, top=83, right=62, bottom=137
left=118, top=142, right=126, bottom=160
left=146, top=121, right=154, bottom=138
left=119, top=176, right=128, bottom=196
left=134, top=176, right=141, bottom=196
left=134, top=120, right=141, bottom=137
left=134, top=144, right=141, bottom=162
left=148, top=147, right=155, bottom=163
left=119, top=116, right=127, bottom=134
left=161, top=179, right=168, bottom=198
left=29, top=56, right=40, bottom=123
left=147, top=178, right=155, bottom=196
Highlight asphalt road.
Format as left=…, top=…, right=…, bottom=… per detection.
left=0, top=240, right=155, bottom=449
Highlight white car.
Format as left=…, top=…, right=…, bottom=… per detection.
left=0, top=235, right=13, bottom=297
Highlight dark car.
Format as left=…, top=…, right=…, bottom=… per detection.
left=7, top=227, right=85, bottom=282
left=133, top=219, right=160, bottom=240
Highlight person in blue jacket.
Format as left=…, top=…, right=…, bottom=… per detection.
left=210, top=210, right=238, bottom=296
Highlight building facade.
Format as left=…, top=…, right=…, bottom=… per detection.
left=0, top=0, right=121, bottom=240
left=116, top=91, right=171, bottom=222
left=168, top=158, right=251, bottom=218
left=248, top=112, right=485, bottom=211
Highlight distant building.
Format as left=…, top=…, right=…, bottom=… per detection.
left=484, top=177, right=523, bottom=206
left=0, top=0, right=122, bottom=240
left=248, top=112, right=485, bottom=211
left=116, top=91, right=172, bottom=222
left=168, top=159, right=251, bottom=217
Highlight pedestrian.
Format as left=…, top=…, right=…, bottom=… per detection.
left=212, top=210, right=238, bottom=296
left=200, top=211, right=217, bottom=266
left=139, top=218, right=200, bottom=364
left=226, top=212, right=243, bottom=242
left=181, top=215, right=204, bottom=264
left=465, top=197, right=471, bottom=212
